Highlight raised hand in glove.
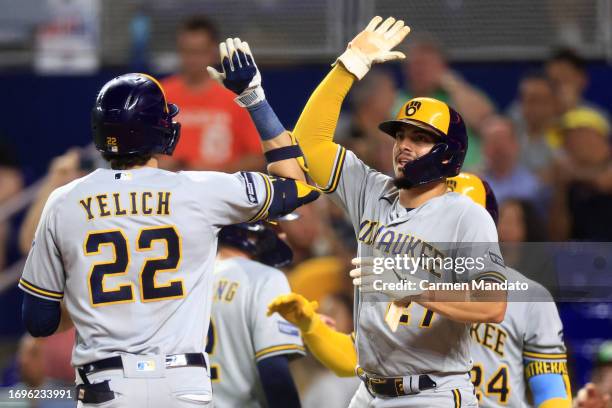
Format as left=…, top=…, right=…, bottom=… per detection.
left=267, top=293, right=319, bottom=333
left=206, top=37, right=265, bottom=108
left=336, top=16, right=411, bottom=80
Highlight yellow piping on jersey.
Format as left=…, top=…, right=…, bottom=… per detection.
left=19, top=279, right=63, bottom=299
left=523, top=351, right=567, bottom=360
left=255, top=344, right=305, bottom=360
left=320, top=146, right=347, bottom=193
left=248, top=174, right=272, bottom=222
left=452, top=388, right=462, bottom=407
left=474, top=271, right=507, bottom=283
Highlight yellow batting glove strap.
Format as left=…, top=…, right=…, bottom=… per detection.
left=303, top=315, right=358, bottom=377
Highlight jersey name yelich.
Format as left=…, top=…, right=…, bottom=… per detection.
left=79, top=191, right=172, bottom=220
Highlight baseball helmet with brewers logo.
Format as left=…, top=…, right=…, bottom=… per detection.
left=379, top=97, right=468, bottom=188
left=92, top=73, right=181, bottom=156
left=446, top=172, right=499, bottom=224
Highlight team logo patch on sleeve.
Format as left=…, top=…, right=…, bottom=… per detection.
left=240, top=172, right=259, bottom=204
left=489, top=251, right=505, bottom=268
left=277, top=321, right=300, bottom=337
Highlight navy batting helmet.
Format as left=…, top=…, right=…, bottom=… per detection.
left=379, top=97, right=467, bottom=188
left=218, top=216, right=296, bottom=268
left=92, top=73, right=181, bottom=156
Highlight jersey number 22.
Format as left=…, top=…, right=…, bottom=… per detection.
left=84, top=226, right=183, bottom=306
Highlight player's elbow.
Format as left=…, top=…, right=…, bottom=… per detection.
left=483, top=301, right=507, bottom=323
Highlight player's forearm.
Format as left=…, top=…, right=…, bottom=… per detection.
left=262, top=132, right=308, bottom=182
left=256, top=355, right=302, bottom=408
left=244, top=101, right=309, bottom=182
left=56, top=302, right=74, bottom=334
left=415, top=290, right=506, bottom=323
left=293, top=65, right=356, bottom=188
left=302, top=314, right=358, bottom=377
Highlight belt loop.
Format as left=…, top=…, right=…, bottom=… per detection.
left=77, top=368, right=91, bottom=385
left=402, top=375, right=420, bottom=394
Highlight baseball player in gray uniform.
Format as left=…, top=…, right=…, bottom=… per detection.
left=243, top=17, right=508, bottom=407
left=448, top=177, right=572, bottom=408
left=18, top=73, right=318, bottom=407
left=470, top=267, right=571, bottom=407
left=209, top=220, right=305, bottom=407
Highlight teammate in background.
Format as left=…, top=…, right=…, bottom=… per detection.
left=210, top=18, right=507, bottom=406
left=18, top=73, right=318, bottom=407
left=209, top=218, right=304, bottom=407
left=448, top=180, right=571, bottom=408
left=161, top=16, right=264, bottom=172
left=269, top=173, right=572, bottom=408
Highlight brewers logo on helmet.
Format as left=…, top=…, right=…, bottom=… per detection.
left=379, top=97, right=468, bottom=188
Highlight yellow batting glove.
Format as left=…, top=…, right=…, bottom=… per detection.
left=267, top=293, right=319, bottom=332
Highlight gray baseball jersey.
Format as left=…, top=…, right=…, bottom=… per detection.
left=469, top=268, right=567, bottom=407
left=19, top=167, right=274, bottom=367
left=208, top=257, right=305, bottom=407
left=326, top=149, right=506, bottom=376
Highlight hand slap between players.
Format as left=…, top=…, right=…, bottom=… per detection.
left=336, top=16, right=411, bottom=80
left=207, top=37, right=266, bottom=107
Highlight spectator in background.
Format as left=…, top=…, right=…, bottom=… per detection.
left=574, top=341, right=612, bottom=408
left=336, top=68, right=397, bottom=175
left=18, top=149, right=86, bottom=255
left=498, top=199, right=548, bottom=243
left=0, top=138, right=24, bottom=270
left=497, top=198, right=549, bottom=275
left=397, top=36, right=496, bottom=169
left=546, top=48, right=608, bottom=116
left=160, top=16, right=264, bottom=172
left=479, top=116, right=543, bottom=206
left=0, top=335, right=73, bottom=407
left=508, top=72, right=562, bottom=179
left=550, top=108, right=612, bottom=241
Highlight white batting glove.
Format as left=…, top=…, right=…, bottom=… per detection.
left=350, top=256, right=424, bottom=302
left=206, top=37, right=265, bottom=108
left=335, top=16, right=411, bottom=80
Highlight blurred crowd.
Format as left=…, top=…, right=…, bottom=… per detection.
left=1, top=15, right=611, bottom=407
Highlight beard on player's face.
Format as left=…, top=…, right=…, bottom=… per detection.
left=392, top=131, right=438, bottom=188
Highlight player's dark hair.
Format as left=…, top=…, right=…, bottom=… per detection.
left=102, top=153, right=152, bottom=170
left=178, top=15, right=219, bottom=42
left=548, top=48, right=586, bottom=73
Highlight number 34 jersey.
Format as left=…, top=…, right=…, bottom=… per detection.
left=19, top=167, right=274, bottom=366
left=469, top=268, right=568, bottom=407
